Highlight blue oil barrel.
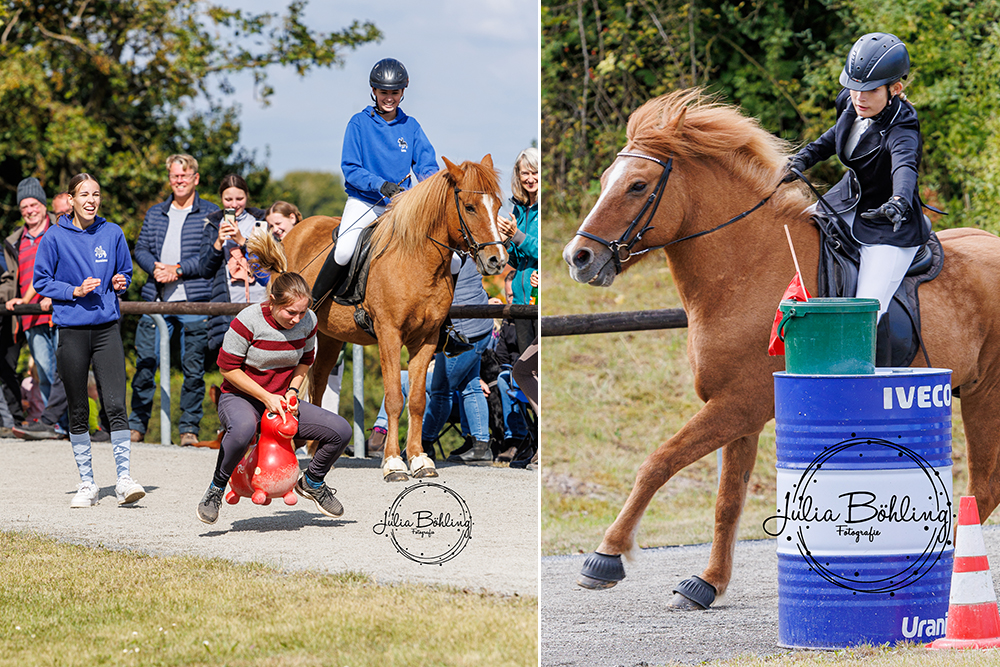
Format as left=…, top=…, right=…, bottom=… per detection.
left=769, top=369, right=954, bottom=649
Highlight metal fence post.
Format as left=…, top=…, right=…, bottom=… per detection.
left=353, top=343, right=364, bottom=459
left=150, top=314, right=171, bottom=445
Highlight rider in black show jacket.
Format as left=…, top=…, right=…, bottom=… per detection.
left=789, top=88, right=929, bottom=249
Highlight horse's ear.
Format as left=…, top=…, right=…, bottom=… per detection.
left=481, top=154, right=494, bottom=170
left=672, top=107, right=687, bottom=135
left=442, top=156, right=464, bottom=182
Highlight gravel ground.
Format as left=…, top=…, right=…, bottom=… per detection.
left=541, top=528, right=1000, bottom=666
left=0, top=436, right=539, bottom=597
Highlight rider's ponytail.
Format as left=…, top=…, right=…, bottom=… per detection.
left=245, top=231, right=312, bottom=308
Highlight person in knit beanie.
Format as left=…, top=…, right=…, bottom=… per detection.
left=16, top=177, right=47, bottom=208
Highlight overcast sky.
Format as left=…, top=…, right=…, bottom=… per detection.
left=219, top=0, right=539, bottom=208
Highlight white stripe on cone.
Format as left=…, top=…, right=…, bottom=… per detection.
left=956, top=524, right=989, bottom=558
left=951, top=570, right=999, bottom=605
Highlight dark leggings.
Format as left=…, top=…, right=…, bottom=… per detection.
left=56, top=321, right=128, bottom=436
left=212, top=392, right=352, bottom=489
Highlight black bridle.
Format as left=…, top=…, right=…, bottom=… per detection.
left=427, top=187, right=507, bottom=258
left=575, top=151, right=780, bottom=274
left=575, top=152, right=673, bottom=275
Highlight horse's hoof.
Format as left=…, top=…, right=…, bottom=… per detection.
left=669, top=575, right=717, bottom=610
left=409, top=454, right=439, bottom=479
left=384, top=471, right=409, bottom=483
left=382, top=455, right=409, bottom=482
left=577, top=552, right=625, bottom=589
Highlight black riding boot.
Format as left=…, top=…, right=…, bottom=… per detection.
left=312, top=252, right=349, bottom=302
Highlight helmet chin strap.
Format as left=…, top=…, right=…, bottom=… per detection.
left=371, top=91, right=405, bottom=115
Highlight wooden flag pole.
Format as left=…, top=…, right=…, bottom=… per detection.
left=783, top=224, right=805, bottom=294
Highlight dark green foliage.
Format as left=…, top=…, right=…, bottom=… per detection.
left=543, top=0, right=1000, bottom=232
left=0, top=0, right=380, bottom=239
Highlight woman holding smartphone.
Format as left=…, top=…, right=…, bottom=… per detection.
left=199, top=174, right=268, bottom=349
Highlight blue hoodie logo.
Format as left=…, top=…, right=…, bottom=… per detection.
left=95, top=245, right=108, bottom=263
left=398, top=138, right=408, bottom=153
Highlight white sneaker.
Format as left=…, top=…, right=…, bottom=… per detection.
left=115, top=476, right=146, bottom=506
left=70, top=481, right=99, bottom=508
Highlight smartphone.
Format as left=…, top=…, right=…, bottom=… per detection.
left=222, top=208, right=236, bottom=239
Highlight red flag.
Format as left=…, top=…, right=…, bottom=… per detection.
left=768, top=273, right=811, bottom=356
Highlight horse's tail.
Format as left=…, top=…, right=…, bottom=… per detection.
left=245, top=230, right=312, bottom=307
left=246, top=230, right=288, bottom=274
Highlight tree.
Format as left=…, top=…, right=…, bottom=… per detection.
left=0, top=0, right=380, bottom=240
left=264, top=171, right=348, bottom=219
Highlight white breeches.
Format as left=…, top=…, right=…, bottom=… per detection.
left=856, top=244, right=919, bottom=320
left=334, top=197, right=386, bottom=266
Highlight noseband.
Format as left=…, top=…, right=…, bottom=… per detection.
left=575, top=152, right=673, bottom=275
left=426, top=188, right=506, bottom=259
left=575, top=151, right=781, bottom=275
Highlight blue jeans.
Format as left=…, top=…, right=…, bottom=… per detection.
left=25, top=325, right=58, bottom=404
left=128, top=313, right=207, bottom=435
left=496, top=370, right=528, bottom=441
left=374, top=370, right=436, bottom=431
left=422, top=333, right=490, bottom=443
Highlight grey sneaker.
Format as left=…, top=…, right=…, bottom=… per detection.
left=294, top=474, right=344, bottom=517
left=197, top=484, right=224, bottom=524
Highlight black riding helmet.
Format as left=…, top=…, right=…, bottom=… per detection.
left=840, top=33, right=910, bottom=91
left=369, top=58, right=409, bottom=91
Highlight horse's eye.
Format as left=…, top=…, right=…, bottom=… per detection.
left=465, top=204, right=476, bottom=213
left=630, top=182, right=647, bottom=193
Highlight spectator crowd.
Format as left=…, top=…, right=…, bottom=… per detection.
left=1, top=58, right=539, bottom=513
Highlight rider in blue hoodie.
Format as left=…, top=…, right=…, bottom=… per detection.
left=33, top=173, right=144, bottom=510
left=311, top=57, right=439, bottom=301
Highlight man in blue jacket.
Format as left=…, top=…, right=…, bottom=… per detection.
left=128, top=154, right=219, bottom=445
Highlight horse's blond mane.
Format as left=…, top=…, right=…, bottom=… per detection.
left=626, top=88, right=811, bottom=214
left=370, top=160, right=500, bottom=255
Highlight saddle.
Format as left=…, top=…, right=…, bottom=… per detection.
left=328, top=223, right=378, bottom=338
left=813, top=213, right=943, bottom=367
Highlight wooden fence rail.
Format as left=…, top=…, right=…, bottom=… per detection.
left=541, top=308, right=688, bottom=337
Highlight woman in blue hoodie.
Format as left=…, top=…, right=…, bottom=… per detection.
left=33, top=173, right=145, bottom=509
left=311, top=57, right=439, bottom=300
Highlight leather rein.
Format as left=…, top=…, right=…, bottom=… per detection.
left=575, top=151, right=781, bottom=274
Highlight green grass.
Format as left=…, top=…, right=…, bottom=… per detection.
left=0, top=532, right=537, bottom=667
left=542, top=211, right=997, bottom=556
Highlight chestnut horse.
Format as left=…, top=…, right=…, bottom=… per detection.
left=562, top=89, right=1000, bottom=608
left=282, top=155, right=507, bottom=481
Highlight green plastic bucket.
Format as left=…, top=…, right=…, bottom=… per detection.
left=777, top=298, right=878, bottom=375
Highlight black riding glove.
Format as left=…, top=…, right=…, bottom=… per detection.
left=860, top=198, right=909, bottom=232
left=781, top=157, right=808, bottom=184
left=379, top=181, right=402, bottom=199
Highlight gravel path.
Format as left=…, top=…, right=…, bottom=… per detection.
left=1, top=436, right=538, bottom=597
left=542, top=528, right=1000, bottom=666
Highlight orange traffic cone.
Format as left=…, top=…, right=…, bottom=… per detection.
left=928, top=496, right=1000, bottom=649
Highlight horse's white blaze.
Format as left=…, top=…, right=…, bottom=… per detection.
left=481, top=193, right=503, bottom=242
left=578, top=159, right=628, bottom=233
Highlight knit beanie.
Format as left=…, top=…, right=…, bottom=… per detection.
left=16, top=177, right=47, bottom=207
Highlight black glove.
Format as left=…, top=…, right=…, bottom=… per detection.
left=781, top=158, right=807, bottom=184
left=379, top=181, right=402, bottom=199
left=860, top=198, right=909, bottom=232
